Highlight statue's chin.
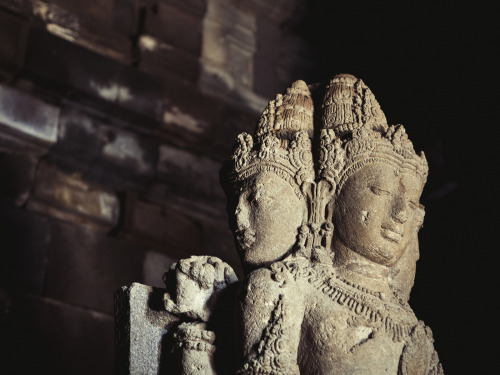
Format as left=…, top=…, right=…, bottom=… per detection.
left=240, top=244, right=288, bottom=268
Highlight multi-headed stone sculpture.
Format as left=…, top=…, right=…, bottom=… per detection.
left=116, top=74, right=444, bottom=375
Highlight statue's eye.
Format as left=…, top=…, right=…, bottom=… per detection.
left=369, top=186, right=390, bottom=196
left=408, top=201, right=418, bottom=210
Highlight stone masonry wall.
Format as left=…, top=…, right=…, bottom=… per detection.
left=0, top=1, right=315, bottom=374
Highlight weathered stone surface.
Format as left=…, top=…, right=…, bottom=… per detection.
left=158, top=144, right=224, bottom=200
left=131, top=76, right=444, bottom=374
left=48, top=105, right=104, bottom=171
left=144, top=2, right=204, bottom=55
left=0, top=83, right=59, bottom=144
left=229, top=75, right=443, bottom=374
left=45, top=220, right=145, bottom=313
left=115, top=283, right=180, bottom=375
left=120, top=193, right=202, bottom=257
left=27, top=162, right=120, bottom=230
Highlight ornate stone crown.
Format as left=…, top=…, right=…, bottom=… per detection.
left=230, top=80, right=315, bottom=198
left=318, top=74, right=428, bottom=194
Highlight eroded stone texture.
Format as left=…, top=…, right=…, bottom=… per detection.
left=234, top=75, right=443, bottom=375
left=117, top=74, right=444, bottom=375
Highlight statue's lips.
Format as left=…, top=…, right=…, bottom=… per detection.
left=380, top=226, right=403, bottom=243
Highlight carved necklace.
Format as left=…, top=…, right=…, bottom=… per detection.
left=306, top=264, right=418, bottom=342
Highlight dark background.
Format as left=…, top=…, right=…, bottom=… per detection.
left=0, top=0, right=497, bottom=373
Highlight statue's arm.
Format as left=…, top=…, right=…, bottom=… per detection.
left=237, top=267, right=304, bottom=375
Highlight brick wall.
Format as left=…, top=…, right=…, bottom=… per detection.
left=0, top=1, right=316, bottom=373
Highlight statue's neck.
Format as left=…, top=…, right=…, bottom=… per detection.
left=332, top=238, right=393, bottom=298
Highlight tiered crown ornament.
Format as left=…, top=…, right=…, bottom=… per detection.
left=317, top=74, right=428, bottom=194
left=230, top=80, right=315, bottom=198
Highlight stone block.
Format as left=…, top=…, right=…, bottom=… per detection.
left=116, top=64, right=164, bottom=120
left=231, top=0, right=294, bottom=22
left=48, top=105, right=104, bottom=171
left=138, top=36, right=201, bottom=83
left=140, top=181, right=228, bottom=225
left=83, top=125, right=158, bottom=191
left=24, top=28, right=158, bottom=119
left=44, top=220, right=145, bottom=313
left=115, top=283, right=180, bottom=375
left=144, top=2, right=204, bottom=55
left=50, top=0, right=114, bottom=26
left=0, top=153, right=38, bottom=206
left=157, top=144, right=224, bottom=201
left=120, top=194, right=202, bottom=258
left=0, top=9, right=29, bottom=74
left=156, top=76, right=219, bottom=148
left=0, top=83, right=59, bottom=144
left=0, top=202, right=50, bottom=295
left=27, top=163, right=120, bottom=230
left=27, top=162, right=120, bottom=230
left=1, top=294, right=114, bottom=375
left=112, top=0, right=140, bottom=36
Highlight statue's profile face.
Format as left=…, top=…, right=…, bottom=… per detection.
left=333, top=163, right=424, bottom=267
left=234, top=170, right=306, bottom=267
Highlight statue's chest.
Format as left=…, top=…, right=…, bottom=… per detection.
left=300, top=304, right=405, bottom=374
left=296, top=276, right=418, bottom=374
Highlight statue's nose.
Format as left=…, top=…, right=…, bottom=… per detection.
left=235, top=199, right=251, bottom=229
left=391, top=196, right=408, bottom=224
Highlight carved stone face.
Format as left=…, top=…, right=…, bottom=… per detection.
left=333, top=163, right=424, bottom=267
left=234, top=170, right=306, bottom=267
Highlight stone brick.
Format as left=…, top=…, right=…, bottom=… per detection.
left=24, top=28, right=161, bottom=120
left=83, top=125, right=158, bottom=191
left=231, top=0, right=294, bottom=22
left=120, top=194, right=202, bottom=258
left=50, top=0, right=114, bottom=26
left=157, top=144, right=224, bottom=201
left=155, top=76, right=219, bottom=148
left=140, top=180, right=228, bottom=225
left=115, top=283, right=180, bottom=375
left=44, top=220, right=145, bottom=313
left=0, top=9, right=29, bottom=75
left=0, top=202, right=50, bottom=295
left=144, top=2, right=204, bottom=55
left=0, top=153, right=38, bottom=206
left=27, top=162, right=120, bottom=230
left=1, top=294, right=114, bottom=375
left=48, top=105, right=104, bottom=171
left=0, top=83, right=60, bottom=144
left=116, top=64, right=164, bottom=120
left=138, top=35, right=201, bottom=83
left=112, top=0, right=141, bottom=36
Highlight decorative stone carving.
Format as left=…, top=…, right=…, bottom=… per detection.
left=115, top=74, right=444, bottom=375
left=236, top=74, right=443, bottom=374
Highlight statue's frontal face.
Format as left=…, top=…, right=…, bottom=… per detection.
left=234, top=170, right=306, bottom=267
left=333, top=163, right=424, bottom=267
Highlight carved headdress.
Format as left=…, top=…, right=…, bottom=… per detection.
left=318, top=74, right=428, bottom=194
left=229, top=80, right=315, bottom=199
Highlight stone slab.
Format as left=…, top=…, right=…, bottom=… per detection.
left=115, top=282, right=180, bottom=375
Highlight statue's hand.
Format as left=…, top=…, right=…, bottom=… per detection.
left=164, top=255, right=238, bottom=322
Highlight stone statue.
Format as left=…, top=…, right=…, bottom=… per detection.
left=237, top=74, right=443, bottom=374
left=115, top=74, right=444, bottom=375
